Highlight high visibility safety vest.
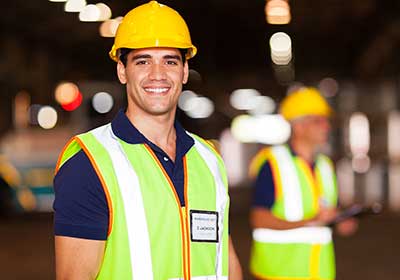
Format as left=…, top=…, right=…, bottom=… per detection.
left=55, top=124, right=230, bottom=280
left=249, top=145, right=338, bottom=280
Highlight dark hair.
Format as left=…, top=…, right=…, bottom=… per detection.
left=118, top=48, right=132, bottom=67
left=118, top=48, right=187, bottom=67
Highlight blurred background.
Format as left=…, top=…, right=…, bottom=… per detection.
left=1, top=0, right=400, bottom=279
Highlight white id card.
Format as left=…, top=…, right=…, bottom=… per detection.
left=190, top=210, right=219, bottom=243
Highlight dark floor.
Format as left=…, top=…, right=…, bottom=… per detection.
left=1, top=188, right=399, bottom=280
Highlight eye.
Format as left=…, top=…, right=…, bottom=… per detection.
left=166, top=60, right=178, bottom=65
left=135, top=60, right=149, bottom=65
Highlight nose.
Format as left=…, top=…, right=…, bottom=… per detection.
left=148, top=63, right=167, bottom=81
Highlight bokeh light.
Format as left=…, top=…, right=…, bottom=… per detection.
left=185, top=97, right=214, bottom=119
left=248, top=95, right=276, bottom=115
left=37, top=106, right=58, bottom=129
left=54, top=82, right=79, bottom=105
left=352, top=154, right=371, bottom=173
left=178, top=90, right=198, bottom=111
left=99, top=17, right=123, bottom=37
left=65, top=0, right=86, bottom=13
left=61, top=91, right=83, bottom=111
left=92, top=92, right=114, bottom=114
left=79, top=4, right=101, bottom=22
left=231, top=114, right=290, bottom=144
left=96, top=3, right=112, bottom=21
left=28, top=104, right=42, bottom=125
left=388, top=111, right=400, bottom=160
left=230, top=89, right=261, bottom=110
left=319, top=77, right=339, bottom=97
left=349, top=112, right=370, bottom=156
left=270, top=32, right=292, bottom=65
left=265, top=0, right=291, bottom=25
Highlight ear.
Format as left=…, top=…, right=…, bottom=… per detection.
left=117, top=61, right=127, bottom=84
left=182, top=61, right=189, bottom=85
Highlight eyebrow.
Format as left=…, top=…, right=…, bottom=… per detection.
left=163, top=55, right=181, bottom=60
left=131, top=54, right=182, bottom=61
left=131, top=54, right=152, bottom=61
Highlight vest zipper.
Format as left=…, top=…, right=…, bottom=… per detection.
left=143, top=145, right=190, bottom=280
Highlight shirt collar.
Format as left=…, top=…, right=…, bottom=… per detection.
left=287, top=143, right=316, bottom=168
left=111, top=109, right=194, bottom=158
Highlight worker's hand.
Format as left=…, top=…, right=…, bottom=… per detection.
left=308, top=207, right=337, bottom=226
left=335, top=217, right=358, bottom=237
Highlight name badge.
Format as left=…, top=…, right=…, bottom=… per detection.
left=190, top=210, right=219, bottom=243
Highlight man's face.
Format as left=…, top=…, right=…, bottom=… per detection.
left=117, top=47, right=189, bottom=117
left=293, top=115, right=331, bottom=147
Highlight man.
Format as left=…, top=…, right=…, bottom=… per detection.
left=248, top=87, right=356, bottom=280
left=53, top=1, right=242, bottom=279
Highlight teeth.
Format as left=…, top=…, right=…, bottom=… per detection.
left=145, top=88, right=168, bottom=93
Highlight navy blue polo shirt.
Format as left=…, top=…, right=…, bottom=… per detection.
left=53, top=109, right=194, bottom=240
left=252, top=146, right=316, bottom=209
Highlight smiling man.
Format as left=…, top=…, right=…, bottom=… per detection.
left=53, top=1, right=241, bottom=280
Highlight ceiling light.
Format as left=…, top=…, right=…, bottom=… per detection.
left=265, top=0, right=291, bottom=25
left=37, top=106, right=58, bottom=129
left=99, top=17, right=123, bottom=37
left=65, top=0, right=86, bottom=13
left=79, top=4, right=101, bottom=22
left=92, top=92, right=114, bottom=114
left=96, top=3, right=112, bottom=21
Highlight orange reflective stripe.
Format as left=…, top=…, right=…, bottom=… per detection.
left=297, top=158, right=319, bottom=212
left=183, top=156, right=191, bottom=278
left=267, top=154, right=283, bottom=201
left=54, top=137, right=75, bottom=175
left=75, top=137, right=114, bottom=237
left=144, top=144, right=190, bottom=280
left=249, top=148, right=270, bottom=179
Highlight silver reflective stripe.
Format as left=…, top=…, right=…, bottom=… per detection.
left=91, top=124, right=154, bottom=280
left=192, top=136, right=228, bottom=278
left=169, top=276, right=228, bottom=280
left=316, top=156, right=336, bottom=207
left=270, top=146, right=303, bottom=221
left=253, top=227, right=332, bottom=244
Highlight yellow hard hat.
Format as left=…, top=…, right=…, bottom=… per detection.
left=109, top=1, right=197, bottom=62
left=279, top=87, right=333, bottom=121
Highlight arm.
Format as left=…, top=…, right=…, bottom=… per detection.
left=53, top=151, right=110, bottom=280
left=228, top=236, right=243, bottom=280
left=251, top=206, right=338, bottom=230
left=55, top=236, right=105, bottom=280
left=250, top=160, right=337, bottom=230
left=251, top=207, right=312, bottom=230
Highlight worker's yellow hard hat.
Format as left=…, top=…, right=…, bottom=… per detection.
left=109, top=1, right=197, bottom=62
left=279, top=87, right=333, bottom=121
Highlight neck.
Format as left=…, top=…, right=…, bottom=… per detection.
left=289, top=137, right=317, bottom=163
left=125, top=108, right=177, bottom=160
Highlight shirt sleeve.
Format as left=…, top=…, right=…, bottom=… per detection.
left=53, top=150, right=109, bottom=240
left=252, top=161, right=276, bottom=209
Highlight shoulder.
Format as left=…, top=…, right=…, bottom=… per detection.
left=53, top=150, right=109, bottom=240
left=189, top=133, right=222, bottom=158
left=249, top=146, right=275, bottom=179
left=54, top=150, right=98, bottom=187
left=316, top=153, right=335, bottom=167
left=55, top=124, right=112, bottom=173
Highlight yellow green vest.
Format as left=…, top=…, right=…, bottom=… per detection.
left=249, top=145, right=338, bottom=280
left=55, top=124, right=230, bottom=280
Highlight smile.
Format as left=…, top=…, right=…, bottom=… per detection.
left=144, top=87, right=169, bottom=94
